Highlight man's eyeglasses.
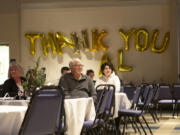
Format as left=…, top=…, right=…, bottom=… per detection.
left=73, top=64, right=84, bottom=67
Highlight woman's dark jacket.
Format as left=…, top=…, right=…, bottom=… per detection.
left=1, top=77, right=26, bottom=97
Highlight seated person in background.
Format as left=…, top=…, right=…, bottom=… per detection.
left=10, top=58, right=24, bottom=77
left=59, top=58, right=97, bottom=103
left=86, top=69, right=96, bottom=84
left=95, top=62, right=120, bottom=93
left=61, top=66, right=71, bottom=76
left=41, top=67, right=46, bottom=79
left=2, top=64, right=25, bottom=97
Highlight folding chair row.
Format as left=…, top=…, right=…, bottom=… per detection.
left=172, top=84, right=180, bottom=117
left=81, top=84, right=116, bottom=135
left=137, top=84, right=159, bottom=123
left=154, top=84, right=175, bottom=118
left=117, top=85, right=154, bottom=135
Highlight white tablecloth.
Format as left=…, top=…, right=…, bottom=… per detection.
left=0, top=100, right=29, bottom=106
left=113, top=93, right=132, bottom=118
left=0, top=105, right=27, bottom=135
left=0, top=98, right=95, bottom=135
left=64, top=97, right=96, bottom=135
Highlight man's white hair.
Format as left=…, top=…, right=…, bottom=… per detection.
left=69, top=58, right=82, bottom=67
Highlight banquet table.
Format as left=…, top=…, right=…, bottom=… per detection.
left=0, top=99, right=30, bottom=106
left=113, top=93, right=132, bottom=118
left=64, top=97, right=96, bottom=135
left=0, top=105, right=28, bottom=135
left=0, top=97, right=95, bottom=135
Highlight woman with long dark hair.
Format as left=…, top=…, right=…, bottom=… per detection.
left=95, top=62, right=120, bottom=92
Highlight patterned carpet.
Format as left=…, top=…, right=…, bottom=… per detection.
left=84, top=113, right=180, bottom=135
left=120, top=113, right=180, bottom=135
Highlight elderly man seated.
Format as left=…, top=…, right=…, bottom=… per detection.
left=58, top=58, right=97, bottom=103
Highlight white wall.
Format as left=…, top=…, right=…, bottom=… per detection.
left=0, top=13, right=20, bottom=63
left=20, top=1, right=178, bottom=85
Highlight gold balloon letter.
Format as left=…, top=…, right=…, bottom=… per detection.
left=150, top=29, right=170, bottom=53
left=39, top=32, right=57, bottom=56
left=91, top=29, right=109, bottom=52
left=56, top=32, right=74, bottom=55
left=81, top=30, right=90, bottom=52
left=118, top=50, right=133, bottom=72
left=119, top=28, right=135, bottom=51
left=135, top=29, right=149, bottom=51
left=39, top=33, right=48, bottom=56
left=25, top=33, right=40, bottom=55
left=91, top=29, right=98, bottom=52
left=71, top=32, right=80, bottom=55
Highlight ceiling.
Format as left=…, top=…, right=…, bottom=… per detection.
left=0, top=0, right=125, bottom=13
left=0, top=0, right=165, bottom=14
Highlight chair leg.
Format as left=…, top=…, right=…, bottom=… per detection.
left=173, top=103, right=176, bottom=118
left=177, top=104, right=179, bottom=117
left=115, top=117, right=121, bottom=135
left=136, top=116, right=147, bottom=135
left=149, top=109, right=157, bottom=123
left=154, top=108, right=159, bottom=122
left=142, top=115, right=153, bottom=135
left=159, top=105, right=162, bottom=118
left=154, top=104, right=159, bottom=122
left=127, top=116, right=137, bottom=133
left=91, top=129, right=96, bottom=135
left=132, top=117, right=142, bottom=135
left=122, top=116, right=127, bottom=135
left=174, top=103, right=179, bottom=117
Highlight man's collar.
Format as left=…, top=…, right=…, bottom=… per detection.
left=69, top=73, right=87, bottom=81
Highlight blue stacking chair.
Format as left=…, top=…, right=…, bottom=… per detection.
left=0, top=84, right=3, bottom=97
left=148, top=84, right=160, bottom=122
left=139, top=84, right=150, bottom=102
left=137, top=84, right=159, bottom=123
left=118, top=86, right=153, bottom=135
left=120, top=86, right=124, bottom=92
left=117, top=87, right=141, bottom=134
left=156, top=84, right=175, bottom=117
left=18, top=86, right=64, bottom=135
left=172, top=84, right=180, bottom=117
left=123, top=84, right=136, bottom=101
left=81, top=84, right=115, bottom=135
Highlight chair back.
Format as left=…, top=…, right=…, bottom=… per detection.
left=120, top=86, right=124, bottom=92
left=151, top=84, right=159, bottom=102
left=19, top=86, right=64, bottom=135
left=173, top=84, right=180, bottom=100
left=95, top=84, right=115, bottom=121
left=139, top=84, right=149, bottom=102
left=156, top=85, right=172, bottom=100
left=132, top=87, right=141, bottom=106
left=0, top=84, right=3, bottom=97
left=123, top=85, right=136, bottom=101
left=140, top=85, right=152, bottom=112
left=145, top=85, right=154, bottom=106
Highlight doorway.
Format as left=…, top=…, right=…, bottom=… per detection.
left=0, top=44, right=9, bottom=85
